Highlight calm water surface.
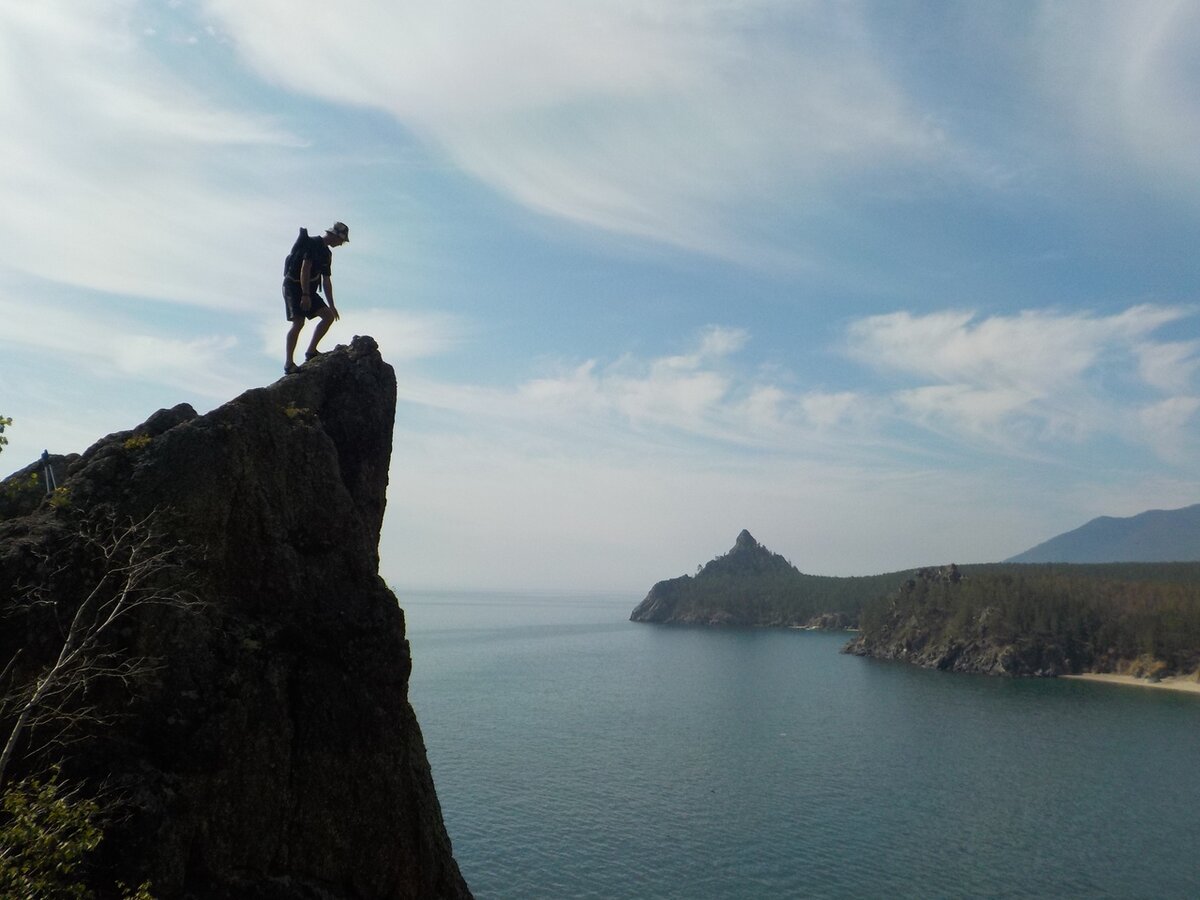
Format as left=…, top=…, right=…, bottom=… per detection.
left=403, top=591, right=1200, bottom=899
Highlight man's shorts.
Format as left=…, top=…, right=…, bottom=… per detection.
left=283, top=279, right=327, bottom=322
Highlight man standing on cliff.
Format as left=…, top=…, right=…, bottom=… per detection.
left=283, top=222, right=349, bottom=375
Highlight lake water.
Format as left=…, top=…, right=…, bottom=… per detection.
left=403, top=591, right=1200, bottom=899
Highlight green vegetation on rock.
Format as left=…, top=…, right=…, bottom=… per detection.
left=847, top=563, right=1200, bottom=677
left=630, top=530, right=912, bottom=628
left=0, top=770, right=153, bottom=900
left=632, top=532, right=1200, bottom=681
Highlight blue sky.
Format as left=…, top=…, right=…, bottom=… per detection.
left=3, top=1, right=1200, bottom=592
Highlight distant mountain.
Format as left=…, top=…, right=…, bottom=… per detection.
left=1007, top=504, right=1200, bottom=564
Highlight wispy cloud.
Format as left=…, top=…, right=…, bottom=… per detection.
left=1138, top=396, right=1200, bottom=464
left=395, top=325, right=870, bottom=451
left=1031, top=1, right=1200, bottom=192
left=399, top=325, right=752, bottom=443
left=12, top=0, right=1197, bottom=295
left=257, top=308, right=465, bottom=365
left=0, top=1, right=300, bottom=306
left=394, top=307, right=1199, bottom=467
left=201, top=1, right=1200, bottom=264
left=1136, top=339, right=1200, bottom=393
left=847, top=306, right=1185, bottom=389
left=846, top=304, right=1199, bottom=457
left=204, top=1, right=958, bottom=260
left=0, top=293, right=250, bottom=400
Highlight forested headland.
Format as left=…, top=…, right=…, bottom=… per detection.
left=847, top=562, right=1200, bottom=678
left=629, top=530, right=915, bottom=628
left=630, top=531, right=1200, bottom=681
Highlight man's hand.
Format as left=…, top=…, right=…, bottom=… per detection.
left=330, top=305, right=340, bottom=322
left=300, top=294, right=311, bottom=311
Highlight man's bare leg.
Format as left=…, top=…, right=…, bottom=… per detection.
left=306, top=307, right=334, bottom=358
left=285, top=318, right=305, bottom=370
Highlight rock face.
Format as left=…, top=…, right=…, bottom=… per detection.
left=842, top=627, right=1073, bottom=677
left=0, top=337, right=472, bottom=899
left=842, top=566, right=1071, bottom=677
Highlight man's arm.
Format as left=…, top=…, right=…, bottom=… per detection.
left=299, top=259, right=312, bottom=310
left=323, top=274, right=340, bottom=321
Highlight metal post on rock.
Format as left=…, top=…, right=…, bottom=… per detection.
left=40, top=450, right=57, bottom=495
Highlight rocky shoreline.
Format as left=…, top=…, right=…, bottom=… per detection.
left=841, top=631, right=1074, bottom=677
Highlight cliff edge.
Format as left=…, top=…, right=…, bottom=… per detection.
left=0, top=337, right=472, bottom=899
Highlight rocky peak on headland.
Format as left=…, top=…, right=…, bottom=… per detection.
left=630, top=531, right=911, bottom=628
left=698, top=529, right=798, bottom=579
left=630, top=530, right=807, bottom=625
left=0, top=337, right=472, bottom=899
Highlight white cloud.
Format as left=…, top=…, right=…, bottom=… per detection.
left=354, top=310, right=466, bottom=362
left=379, top=308, right=1200, bottom=589
left=204, top=1, right=955, bottom=259
left=1137, top=395, right=1200, bottom=464
left=798, top=391, right=862, bottom=429
left=1031, top=1, right=1200, bottom=191
left=847, top=305, right=1185, bottom=391
left=191, top=0, right=1200, bottom=265
left=393, top=306, right=1200, bottom=465
left=113, top=334, right=238, bottom=381
left=842, top=304, right=1200, bottom=460
left=396, top=326, right=811, bottom=449
left=1140, top=395, right=1200, bottom=430
left=0, top=1, right=300, bottom=307
left=896, top=384, right=1033, bottom=430
left=0, top=294, right=251, bottom=400
left=1136, top=339, right=1200, bottom=393
left=673, top=325, right=749, bottom=367
left=255, top=308, right=465, bottom=365
left=741, top=385, right=787, bottom=432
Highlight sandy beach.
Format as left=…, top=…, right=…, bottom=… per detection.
left=1061, top=673, right=1200, bottom=695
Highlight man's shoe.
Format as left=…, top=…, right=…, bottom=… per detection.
left=284, top=362, right=301, bottom=375
left=304, top=350, right=323, bottom=361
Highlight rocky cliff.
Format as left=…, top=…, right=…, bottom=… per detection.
left=0, top=337, right=472, bottom=899
left=842, top=565, right=1075, bottom=676
left=843, top=563, right=1200, bottom=679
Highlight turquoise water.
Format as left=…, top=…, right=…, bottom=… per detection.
left=403, top=591, right=1200, bottom=899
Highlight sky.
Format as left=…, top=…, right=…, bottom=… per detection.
left=3, top=0, right=1200, bottom=593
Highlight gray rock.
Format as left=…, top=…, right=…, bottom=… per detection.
left=0, top=337, right=472, bottom=899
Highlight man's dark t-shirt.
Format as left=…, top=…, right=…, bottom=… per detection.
left=283, top=233, right=334, bottom=321
left=297, top=235, right=332, bottom=288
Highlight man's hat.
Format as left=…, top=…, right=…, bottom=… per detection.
left=326, top=222, right=350, bottom=241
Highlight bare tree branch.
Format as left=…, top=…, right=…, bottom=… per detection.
left=0, top=509, right=200, bottom=789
